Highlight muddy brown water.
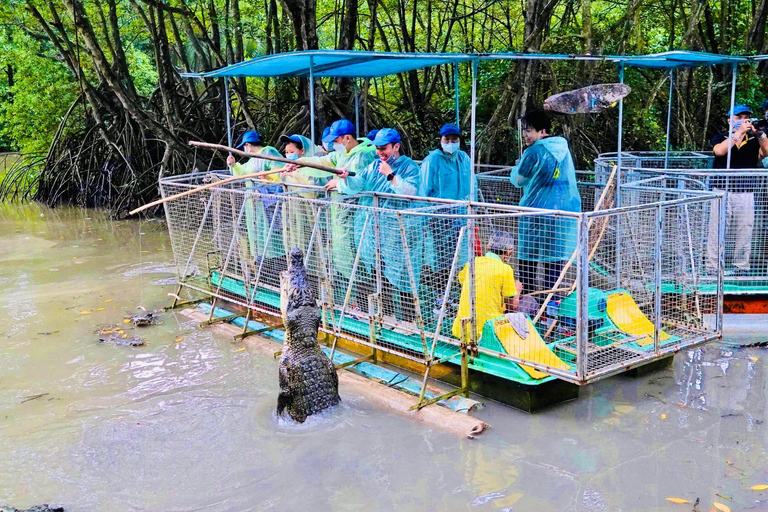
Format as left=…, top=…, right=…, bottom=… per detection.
left=1, top=204, right=767, bottom=511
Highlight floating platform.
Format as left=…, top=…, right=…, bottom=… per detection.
left=199, top=272, right=702, bottom=412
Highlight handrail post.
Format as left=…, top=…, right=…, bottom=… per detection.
left=653, top=204, right=664, bottom=354
left=615, top=63, right=625, bottom=289
left=664, top=69, right=674, bottom=169
left=576, top=214, right=590, bottom=383
left=309, top=57, right=316, bottom=143
left=726, top=63, right=737, bottom=170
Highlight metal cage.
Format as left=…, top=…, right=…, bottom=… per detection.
left=160, top=171, right=723, bottom=391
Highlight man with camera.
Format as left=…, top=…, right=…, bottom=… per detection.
left=706, top=105, right=768, bottom=276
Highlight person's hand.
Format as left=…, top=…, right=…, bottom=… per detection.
left=324, top=178, right=339, bottom=191
left=283, top=163, right=298, bottom=173
left=202, top=173, right=221, bottom=184
left=378, top=160, right=393, bottom=177
left=337, top=168, right=349, bottom=178
left=226, top=155, right=236, bottom=167
left=736, top=119, right=752, bottom=134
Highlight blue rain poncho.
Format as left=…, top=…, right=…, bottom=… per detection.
left=417, top=148, right=471, bottom=200
left=231, top=146, right=285, bottom=261
left=509, top=136, right=581, bottom=262
left=418, top=148, right=472, bottom=274
left=299, top=139, right=378, bottom=280
left=338, top=155, right=422, bottom=293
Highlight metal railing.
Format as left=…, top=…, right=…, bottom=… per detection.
left=596, top=151, right=768, bottom=294
left=159, top=171, right=722, bottom=392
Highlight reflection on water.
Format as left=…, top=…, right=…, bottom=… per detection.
left=1, top=204, right=767, bottom=511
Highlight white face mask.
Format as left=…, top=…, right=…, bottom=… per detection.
left=442, top=142, right=460, bottom=154
left=333, top=142, right=347, bottom=154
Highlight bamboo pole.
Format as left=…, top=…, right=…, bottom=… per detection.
left=129, top=140, right=352, bottom=215
left=531, top=165, right=618, bottom=325
left=189, top=141, right=347, bottom=174
left=129, top=167, right=286, bottom=215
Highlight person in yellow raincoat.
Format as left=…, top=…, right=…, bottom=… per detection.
left=226, top=130, right=285, bottom=286
left=279, top=134, right=328, bottom=279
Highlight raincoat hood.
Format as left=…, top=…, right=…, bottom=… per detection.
left=289, top=134, right=321, bottom=158
left=536, top=136, right=570, bottom=162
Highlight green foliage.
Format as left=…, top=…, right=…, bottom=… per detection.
left=126, top=48, right=158, bottom=97
left=0, top=31, right=82, bottom=154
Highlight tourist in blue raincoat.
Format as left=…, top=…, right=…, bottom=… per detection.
left=509, top=110, right=581, bottom=296
left=333, top=128, right=422, bottom=322
left=418, top=123, right=472, bottom=313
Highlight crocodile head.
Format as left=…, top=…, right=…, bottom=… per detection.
left=280, top=248, right=315, bottom=322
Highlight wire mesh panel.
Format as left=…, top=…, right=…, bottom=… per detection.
left=576, top=192, right=722, bottom=382
left=595, top=151, right=768, bottom=294
left=160, top=172, right=722, bottom=385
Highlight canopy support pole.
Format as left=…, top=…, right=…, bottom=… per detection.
left=309, top=57, right=316, bottom=143
left=224, top=79, right=233, bottom=152
left=469, top=59, right=478, bottom=201
left=664, top=69, right=674, bottom=169
left=615, top=63, right=625, bottom=288
left=354, top=80, right=360, bottom=137
left=727, top=63, right=737, bottom=170
left=454, top=64, right=460, bottom=127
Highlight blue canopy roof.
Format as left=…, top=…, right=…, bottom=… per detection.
left=181, top=51, right=474, bottom=79
left=609, top=50, right=748, bottom=68
left=180, top=50, right=757, bottom=79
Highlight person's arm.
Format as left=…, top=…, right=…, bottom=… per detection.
left=417, top=157, right=433, bottom=197
left=756, top=130, right=768, bottom=159
left=389, top=162, right=419, bottom=196
left=336, top=164, right=368, bottom=195
left=502, top=272, right=519, bottom=313
left=713, top=125, right=749, bottom=157
left=509, top=147, right=536, bottom=187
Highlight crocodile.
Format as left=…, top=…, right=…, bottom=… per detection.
left=277, top=248, right=340, bottom=423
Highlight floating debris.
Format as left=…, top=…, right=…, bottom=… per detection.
left=96, top=327, right=145, bottom=347
left=125, top=306, right=162, bottom=327
left=1, top=506, right=65, bottom=512
left=20, top=393, right=49, bottom=403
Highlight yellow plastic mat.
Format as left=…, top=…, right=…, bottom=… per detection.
left=493, top=317, right=570, bottom=379
left=606, top=291, right=669, bottom=347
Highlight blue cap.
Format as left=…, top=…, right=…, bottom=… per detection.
left=322, top=119, right=355, bottom=143
left=279, top=134, right=303, bottom=148
left=439, top=123, right=461, bottom=137
left=322, top=127, right=331, bottom=141
left=372, top=128, right=401, bottom=146
left=366, top=129, right=379, bottom=141
left=236, top=130, right=262, bottom=149
left=727, top=104, right=752, bottom=116
left=761, top=100, right=768, bottom=111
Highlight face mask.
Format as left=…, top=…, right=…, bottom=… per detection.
left=382, top=154, right=397, bottom=166
left=286, top=153, right=299, bottom=161
left=442, top=142, right=460, bottom=154
left=733, top=120, right=744, bottom=132
left=333, top=142, right=347, bottom=154
left=764, top=112, right=768, bottom=121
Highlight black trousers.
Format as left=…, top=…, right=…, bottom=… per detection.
left=517, top=259, right=565, bottom=299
